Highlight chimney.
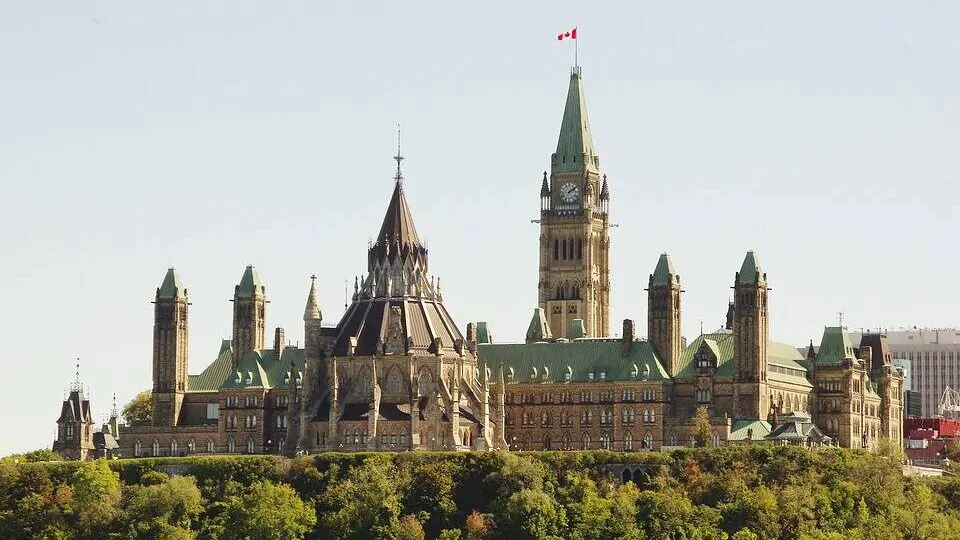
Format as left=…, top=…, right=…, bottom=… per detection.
left=621, top=319, right=635, bottom=357
left=274, top=327, right=285, bottom=355
left=466, top=322, right=478, bottom=353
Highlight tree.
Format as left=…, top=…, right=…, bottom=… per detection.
left=123, top=390, right=153, bottom=425
left=72, top=459, right=121, bottom=536
left=945, top=437, right=960, bottom=463
left=222, top=481, right=316, bottom=540
left=395, top=514, right=426, bottom=540
left=505, top=489, right=567, bottom=540
left=462, top=511, right=491, bottom=540
left=691, top=406, right=713, bottom=448
left=123, top=475, right=203, bottom=538
left=319, top=458, right=402, bottom=540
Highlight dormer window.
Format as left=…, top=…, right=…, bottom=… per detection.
left=599, top=371, right=606, bottom=381
left=588, top=372, right=595, bottom=381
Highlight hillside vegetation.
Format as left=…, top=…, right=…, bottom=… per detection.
left=2, top=446, right=959, bottom=539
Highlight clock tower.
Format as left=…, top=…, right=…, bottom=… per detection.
left=537, top=67, right=611, bottom=338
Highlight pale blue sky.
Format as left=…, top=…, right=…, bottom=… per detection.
left=1, top=2, right=958, bottom=455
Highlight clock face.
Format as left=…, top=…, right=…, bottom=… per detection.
left=560, top=182, right=580, bottom=203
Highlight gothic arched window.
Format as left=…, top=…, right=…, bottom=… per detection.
left=624, top=431, right=633, bottom=451
left=581, top=433, right=591, bottom=450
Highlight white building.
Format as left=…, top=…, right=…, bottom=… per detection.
left=849, top=328, right=960, bottom=417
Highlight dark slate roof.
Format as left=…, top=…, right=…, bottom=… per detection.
left=57, top=390, right=93, bottom=423
left=93, top=431, right=119, bottom=451
left=857, top=333, right=893, bottom=371
left=331, top=297, right=465, bottom=357
left=477, top=339, right=669, bottom=384
left=766, top=412, right=830, bottom=443
left=377, top=181, right=420, bottom=247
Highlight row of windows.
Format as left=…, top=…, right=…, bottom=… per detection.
left=510, top=408, right=658, bottom=427
left=134, top=438, right=217, bottom=456
left=508, top=430, right=723, bottom=451
left=506, top=388, right=659, bottom=405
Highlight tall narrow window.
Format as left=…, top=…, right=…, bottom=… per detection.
left=577, top=238, right=583, bottom=259
left=562, top=238, right=568, bottom=260
left=553, top=239, right=559, bottom=260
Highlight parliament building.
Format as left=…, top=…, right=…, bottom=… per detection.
left=53, top=67, right=903, bottom=459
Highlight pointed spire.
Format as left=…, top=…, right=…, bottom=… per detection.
left=375, top=174, right=421, bottom=248
left=600, top=174, right=609, bottom=201
left=553, top=69, right=598, bottom=173
left=806, top=340, right=816, bottom=360
left=157, top=267, right=186, bottom=299
left=70, top=358, right=83, bottom=393
left=303, top=275, right=322, bottom=321
left=236, top=265, right=264, bottom=297
left=650, top=253, right=679, bottom=287
left=737, top=250, right=763, bottom=284
left=525, top=308, right=553, bottom=343
left=393, top=123, right=404, bottom=185
left=540, top=171, right=550, bottom=197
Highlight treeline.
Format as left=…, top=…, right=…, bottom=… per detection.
left=2, top=446, right=960, bottom=539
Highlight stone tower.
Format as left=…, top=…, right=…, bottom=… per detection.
left=152, top=268, right=189, bottom=427
left=538, top=67, right=611, bottom=338
left=732, top=250, right=769, bottom=419
left=232, top=265, right=266, bottom=369
left=53, top=363, right=96, bottom=460
left=647, top=253, right=682, bottom=376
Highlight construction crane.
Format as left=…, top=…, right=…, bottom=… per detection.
left=939, top=386, right=960, bottom=418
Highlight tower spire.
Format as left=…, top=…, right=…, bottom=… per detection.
left=394, top=123, right=403, bottom=185
left=71, top=358, right=82, bottom=392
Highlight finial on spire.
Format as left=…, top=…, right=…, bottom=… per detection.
left=111, top=392, right=118, bottom=416
left=71, top=358, right=81, bottom=392
left=393, top=123, right=404, bottom=185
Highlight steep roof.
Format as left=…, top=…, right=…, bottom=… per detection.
left=57, top=390, right=93, bottom=423
left=815, top=326, right=857, bottom=366
left=376, top=180, right=421, bottom=247
left=236, top=265, right=264, bottom=298
left=477, top=339, right=670, bottom=384
left=157, top=268, right=185, bottom=299
left=674, top=329, right=810, bottom=387
left=220, top=347, right=306, bottom=390
left=304, top=276, right=322, bottom=321
left=525, top=308, right=552, bottom=342
left=187, top=339, right=234, bottom=392
left=737, top=251, right=763, bottom=284
left=553, top=69, right=598, bottom=173
left=650, top=253, right=678, bottom=287
left=729, top=419, right=772, bottom=441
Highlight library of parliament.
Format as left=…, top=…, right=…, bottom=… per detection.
left=53, top=67, right=903, bottom=460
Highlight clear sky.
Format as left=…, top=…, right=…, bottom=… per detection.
left=1, top=2, right=958, bottom=455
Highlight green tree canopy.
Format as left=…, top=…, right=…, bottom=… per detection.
left=123, top=390, right=153, bottom=425
left=222, top=480, right=316, bottom=540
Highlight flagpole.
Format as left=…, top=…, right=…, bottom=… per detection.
left=575, top=29, right=578, bottom=69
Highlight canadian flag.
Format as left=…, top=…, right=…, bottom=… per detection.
left=557, top=27, right=577, bottom=41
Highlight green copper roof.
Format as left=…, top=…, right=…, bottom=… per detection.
left=220, top=347, right=306, bottom=390
left=729, top=419, right=771, bottom=441
left=569, top=319, right=586, bottom=339
left=737, top=251, right=763, bottom=284
left=815, top=326, right=857, bottom=366
left=157, top=268, right=185, bottom=299
left=525, top=308, right=552, bottom=342
left=236, top=265, right=264, bottom=297
left=553, top=69, right=598, bottom=173
left=674, top=329, right=809, bottom=385
left=187, top=339, right=234, bottom=392
left=476, top=322, right=492, bottom=345
left=477, top=339, right=669, bottom=384
left=650, top=253, right=678, bottom=287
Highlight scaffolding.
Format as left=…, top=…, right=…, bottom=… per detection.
left=939, top=386, right=960, bottom=419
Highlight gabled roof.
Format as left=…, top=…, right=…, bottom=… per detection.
left=729, top=419, right=772, bottom=441
left=236, top=265, right=264, bottom=298
left=220, top=347, right=306, bottom=390
left=553, top=69, right=598, bottom=174
left=157, top=268, right=186, bottom=300
left=766, top=412, right=830, bottom=443
left=650, top=253, right=678, bottom=287
left=57, top=390, right=93, bottom=424
left=477, top=339, right=669, bottom=384
left=187, top=339, right=234, bottom=392
left=674, top=330, right=810, bottom=386
left=737, top=250, right=763, bottom=284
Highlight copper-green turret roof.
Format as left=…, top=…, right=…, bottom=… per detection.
left=737, top=250, right=763, bottom=284
left=157, top=268, right=186, bottom=299
left=814, top=326, right=857, bottom=366
left=526, top=308, right=552, bottom=343
left=553, top=68, right=598, bottom=174
left=650, top=253, right=678, bottom=287
left=236, top=265, right=264, bottom=297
